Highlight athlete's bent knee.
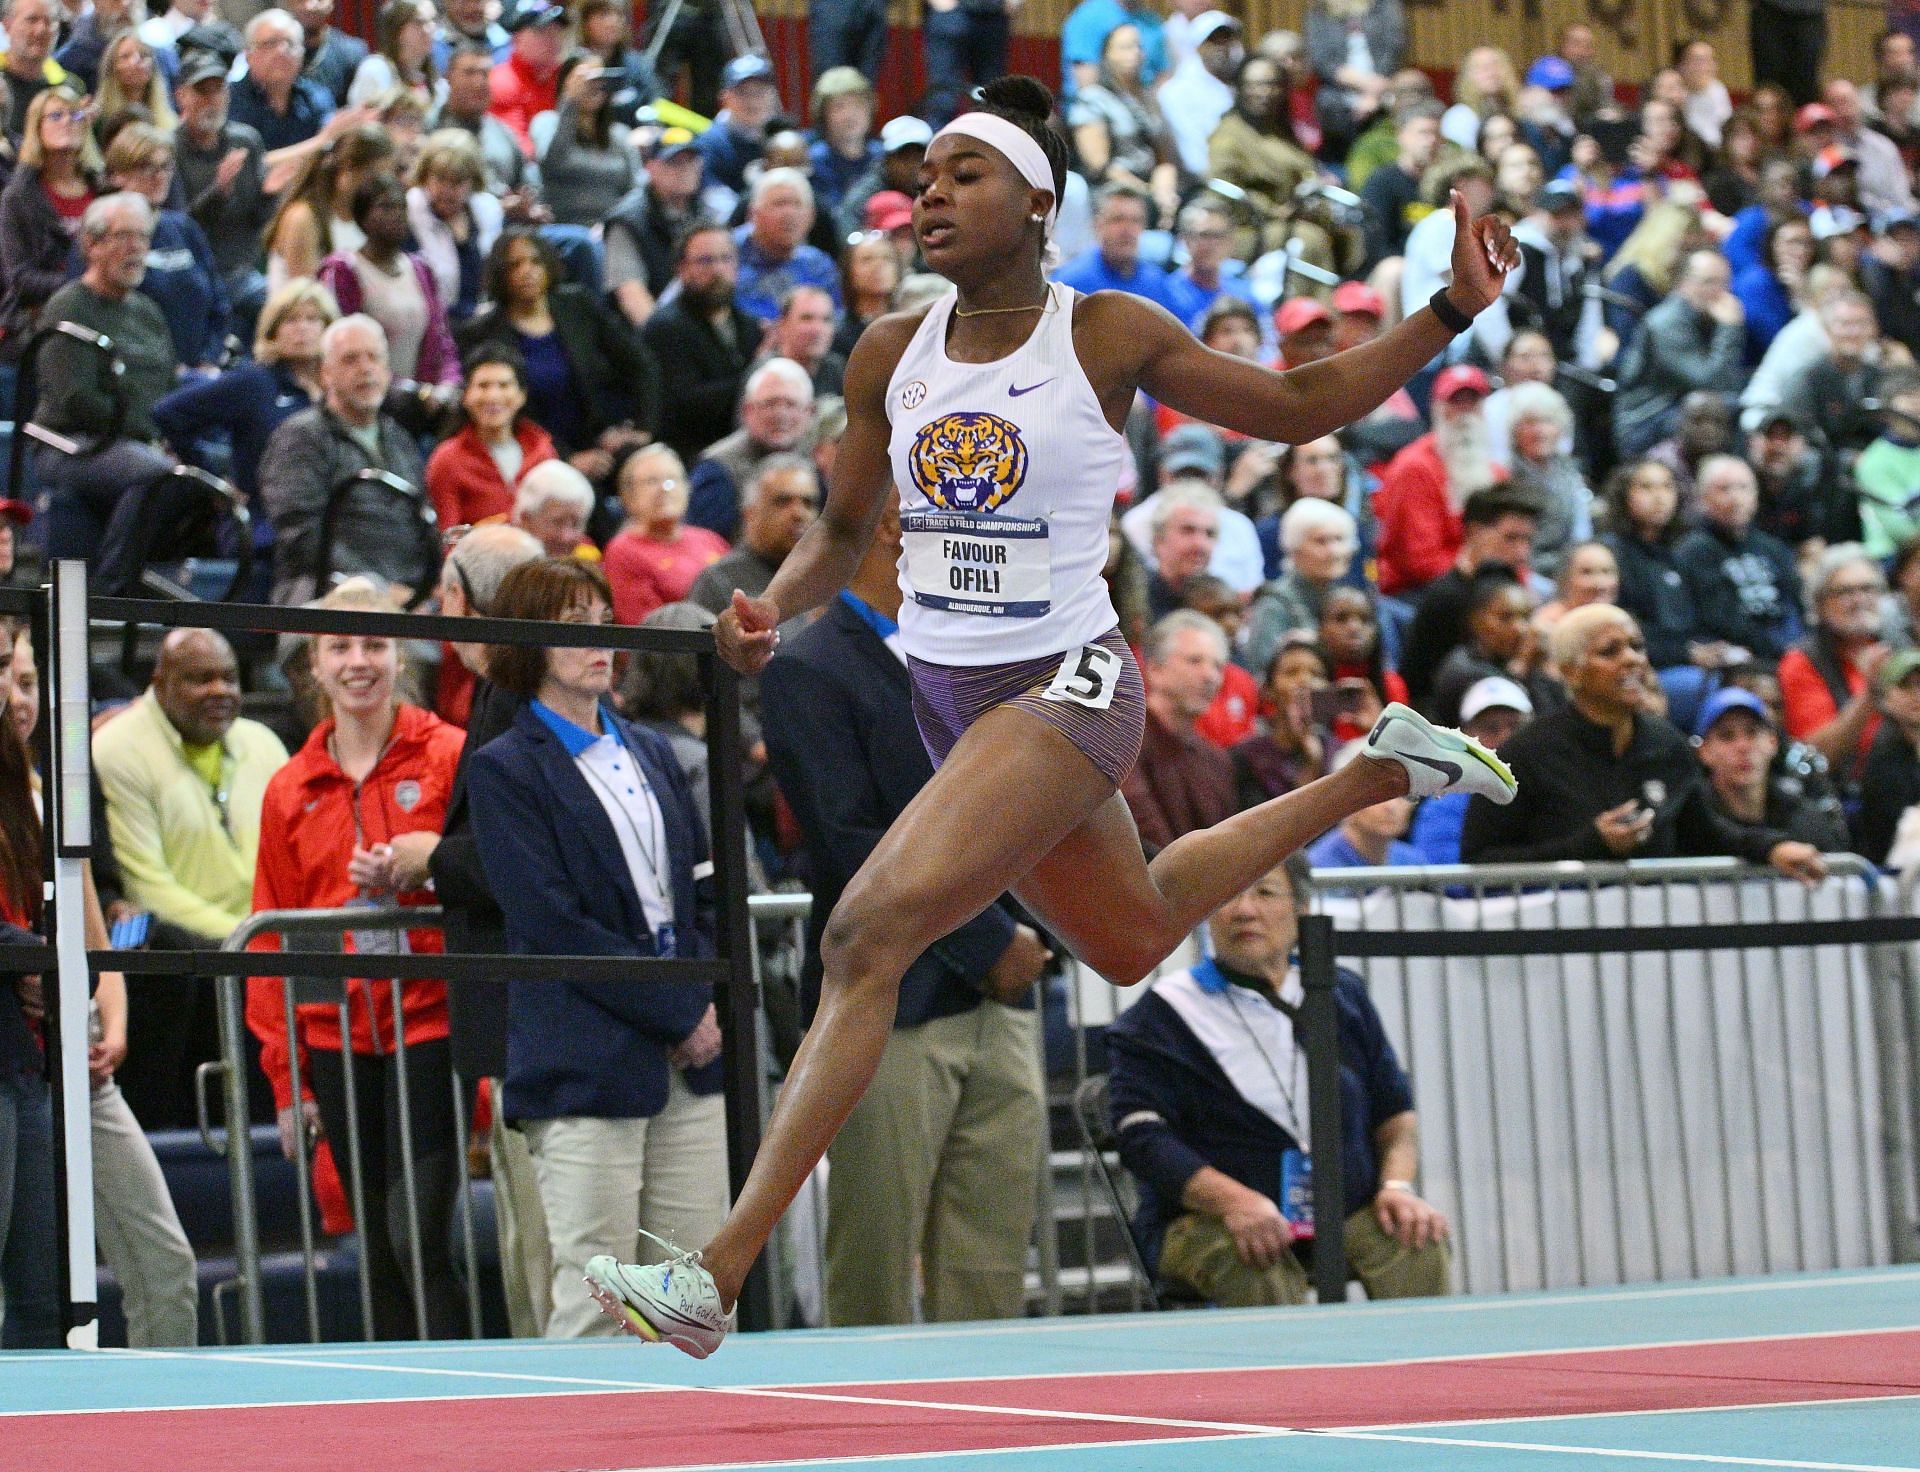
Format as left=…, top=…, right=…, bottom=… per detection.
left=818, top=891, right=910, bottom=1004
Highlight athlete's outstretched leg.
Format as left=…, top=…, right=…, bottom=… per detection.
left=1016, top=705, right=1516, bottom=983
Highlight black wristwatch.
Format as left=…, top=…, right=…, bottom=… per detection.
left=1429, top=288, right=1475, bottom=335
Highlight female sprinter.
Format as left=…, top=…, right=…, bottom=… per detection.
left=585, top=76, right=1519, bottom=1354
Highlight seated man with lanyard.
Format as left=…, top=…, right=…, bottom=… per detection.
left=1104, top=850, right=1451, bottom=1306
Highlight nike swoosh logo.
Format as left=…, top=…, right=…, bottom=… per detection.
left=1008, top=380, right=1053, bottom=397
left=1405, top=753, right=1462, bottom=783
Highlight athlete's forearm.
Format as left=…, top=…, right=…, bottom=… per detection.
left=1267, top=303, right=1460, bottom=444
left=761, top=507, right=876, bottom=624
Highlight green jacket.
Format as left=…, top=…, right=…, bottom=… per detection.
left=1852, top=436, right=1920, bottom=559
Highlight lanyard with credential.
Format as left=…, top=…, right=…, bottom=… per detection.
left=1195, top=957, right=1308, bottom=1147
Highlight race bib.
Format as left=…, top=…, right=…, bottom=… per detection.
left=1041, top=641, right=1121, bottom=710
left=901, top=509, right=1050, bottom=618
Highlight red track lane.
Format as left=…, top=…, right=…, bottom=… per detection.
left=9, top=1328, right=1920, bottom=1471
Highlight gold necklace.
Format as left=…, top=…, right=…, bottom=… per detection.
left=953, top=297, right=1054, bottom=318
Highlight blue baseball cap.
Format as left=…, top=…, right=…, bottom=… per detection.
left=1693, top=687, right=1771, bottom=739
left=1525, top=55, right=1577, bottom=90
left=722, top=54, right=777, bottom=90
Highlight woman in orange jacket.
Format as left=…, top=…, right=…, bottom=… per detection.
left=246, top=580, right=469, bottom=1339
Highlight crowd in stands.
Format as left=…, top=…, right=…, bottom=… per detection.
left=3, top=0, right=1920, bottom=1342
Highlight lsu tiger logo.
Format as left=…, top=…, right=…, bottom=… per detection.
left=907, top=411, right=1030, bottom=513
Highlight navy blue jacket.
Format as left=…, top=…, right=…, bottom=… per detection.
left=70, top=210, right=229, bottom=368
left=154, top=360, right=315, bottom=510
left=1105, top=966, right=1412, bottom=1268
left=760, top=594, right=1019, bottom=1028
left=468, top=702, right=720, bottom=1122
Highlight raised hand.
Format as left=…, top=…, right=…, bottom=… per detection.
left=716, top=589, right=783, bottom=675
left=1445, top=188, right=1521, bottom=318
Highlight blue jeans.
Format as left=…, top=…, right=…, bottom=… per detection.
left=0, top=1070, right=61, bottom=1347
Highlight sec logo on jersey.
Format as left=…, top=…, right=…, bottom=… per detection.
left=900, top=380, right=927, bottom=410
left=907, top=411, right=1030, bottom=513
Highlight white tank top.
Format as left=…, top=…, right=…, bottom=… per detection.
left=885, top=282, right=1127, bottom=666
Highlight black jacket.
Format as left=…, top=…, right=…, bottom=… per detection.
left=1855, top=723, right=1920, bottom=866
left=431, top=676, right=522, bottom=1080
left=759, top=595, right=1019, bottom=1028
left=1672, top=521, right=1803, bottom=660
left=1461, top=704, right=1790, bottom=865
left=457, top=283, right=659, bottom=452
left=601, top=180, right=691, bottom=301
left=0, top=164, right=94, bottom=354
left=1603, top=530, right=1697, bottom=669
left=640, top=295, right=761, bottom=461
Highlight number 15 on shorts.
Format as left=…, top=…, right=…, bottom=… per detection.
left=1042, top=643, right=1121, bottom=711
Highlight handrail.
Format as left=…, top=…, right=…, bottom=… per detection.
left=1305, top=854, right=1883, bottom=893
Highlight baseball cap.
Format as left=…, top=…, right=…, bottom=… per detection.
left=864, top=190, right=914, bottom=232
left=0, top=500, right=32, bottom=527
left=1693, top=686, right=1772, bottom=738
left=178, top=49, right=229, bottom=86
left=721, top=53, right=776, bottom=89
left=1161, top=424, right=1227, bottom=478
left=1879, top=649, right=1920, bottom=692
left=1812, top=145, right=1859, bottom=180
left=1537, top=178, right=1584, bottom=213
left=645, top=126, right=697, bottom=162
left=1460, top=675, right=1533, bottom=725
left=1812, top=205, right=1868, bottom=240
left=508, top=2, right=567, bottom=29
left=1433, top=364, right=1492, bottom=402
left=1331, top=280, right=1384, bottom=317
left=1189, top=10, right=1241, bottom=46
left=1795, top=101, right=1838, bottom=132
left=1756, top=406, right=1807, bottom=435
left=880, top=115, right=934, bottom=153
left=1275, top=296, right=1333, bottom=336
left=1524, top=55, right=1576, bottom=91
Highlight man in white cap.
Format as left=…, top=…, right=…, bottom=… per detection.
left=1408, top=675, right=1533, bottom=863
left=1159, top=10, right=1241, bottom=177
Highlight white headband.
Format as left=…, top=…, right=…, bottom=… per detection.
left=932, top=111, right=1058, bottom=239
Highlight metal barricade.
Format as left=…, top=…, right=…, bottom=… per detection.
left=1291, top=856, right=1918, bottom=1300
left=210, top=905, right=444, bottom=1346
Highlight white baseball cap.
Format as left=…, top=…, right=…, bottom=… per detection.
left=1460, top=675, right=1533, bottom=725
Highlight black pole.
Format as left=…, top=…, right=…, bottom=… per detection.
left=704, top=654, right=771, bottom=1331
left=1297, top=913, right=1347, bottom=1305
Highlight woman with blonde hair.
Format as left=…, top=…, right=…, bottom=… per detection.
left=246, top=576, right=468, bottom=1340
left=1442, top=46, right=1518, bottom=150
left=102, top=122, right=227, bottom=370
left=0, top=87, right=101, bottom=350
left=92, top=31, right=175, bottom=136
left=262, top=123, right=397, bottom=292
left=1603, top=200, right=1700, bottom=336
left=155, top=279, right=338, bottom=521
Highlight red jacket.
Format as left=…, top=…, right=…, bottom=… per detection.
left=488, top=52, right=557, bottom=156
left=425, top=419, right=557, bottom=532
left=1373, top=434, right=1461, bottom=597
left=246, top=704, right=465, bottom=1111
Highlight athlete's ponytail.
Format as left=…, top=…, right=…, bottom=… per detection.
left=971, top=76, right=1070, bottom=208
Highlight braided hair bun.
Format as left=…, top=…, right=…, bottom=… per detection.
left=971, top=75, right=1070, bottom=204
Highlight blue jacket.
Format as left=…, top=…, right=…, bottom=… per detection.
left=1105, top=963, right=1412, bottom=1268
left=468, top=702, right=720, bottom=1122
left=760, top=593, right=1020, bottom=1028
left=154, top=360, right=315, bottom=544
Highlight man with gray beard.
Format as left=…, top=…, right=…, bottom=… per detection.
left=1374, top=365, right=1502, bottom=598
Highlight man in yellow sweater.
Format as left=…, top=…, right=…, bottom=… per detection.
left=93, top=630, right=288, bottom=1127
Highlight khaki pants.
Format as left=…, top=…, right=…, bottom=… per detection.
left=523, top=1071, right=729, bottom=1338
left=92, top=1080, right=198, bottom=1347
left=1159, top=1202, right=1451, bottom=1308
left=825, top=1002, right=1045, bottom=1326
left=489, top=1093, right=552, bottom=1339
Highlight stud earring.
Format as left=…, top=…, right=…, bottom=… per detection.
left=1030, top=213, right=1043, bottom=222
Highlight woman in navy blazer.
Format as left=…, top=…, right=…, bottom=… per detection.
left=467, top=557, right=729, bottom=1338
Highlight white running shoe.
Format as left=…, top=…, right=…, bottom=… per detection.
left=584, top=1235, right=729, bottom=1358
left=1363, top=702, right=1518, bottom=804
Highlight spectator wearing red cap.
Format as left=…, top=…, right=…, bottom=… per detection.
left=1327, top=282, right=1424, bottom=465
left=1271, top=295, right=1333, bottom=368
left=1373, top=364, right=1506, bottom=597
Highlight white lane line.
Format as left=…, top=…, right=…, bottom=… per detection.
left=1358, top=1391, right=1920, bottom=1434
left=1307, top=1425, right=1920, bottom=1470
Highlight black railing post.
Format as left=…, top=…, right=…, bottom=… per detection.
left=1298, top=912, right=1347, bottom=1305
left=705, top=653, right=770, bottom=1331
